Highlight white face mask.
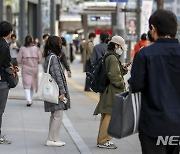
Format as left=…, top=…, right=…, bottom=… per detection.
left=116, top=48, right=123, bottom=55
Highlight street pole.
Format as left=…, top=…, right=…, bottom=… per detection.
left=116, top=2, right=125, bottom=38
left=37, top=0, right=42, bottom=40
left=19, top=0, right=26, bottom=44
left=136, top=0, right=141, bottom=41
left=116, top=3, right=126, bottom=63
left=50, top=0, right=56, bottom=35
left=0, top=0, right=3, bottom=22
left=157, top=0, right=164, bottom=9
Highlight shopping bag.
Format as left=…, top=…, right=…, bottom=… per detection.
left=34, top=55, right=59, bottom=104
left=108, top=91, right=141, bottom=139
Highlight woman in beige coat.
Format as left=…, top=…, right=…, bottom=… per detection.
left=17, top=35, right=42, bottom=106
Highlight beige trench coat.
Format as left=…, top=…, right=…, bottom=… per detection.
left=17, top=45, right=42, bottom=91
left=82, top=41, right=94, bottom=72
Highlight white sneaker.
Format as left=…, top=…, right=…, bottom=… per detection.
left=97, top=141, right=117, bottom=149
left=0, top=135, right=12, bottom=144
left=46, top=140, right=65, bottom=147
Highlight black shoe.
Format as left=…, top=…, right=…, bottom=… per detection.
left=84, top=88, right=91, bottom=92
left=27, top=101, right=32, bottom=107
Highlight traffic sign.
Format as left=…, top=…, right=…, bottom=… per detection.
left=109, top=0, right=128, bottom=2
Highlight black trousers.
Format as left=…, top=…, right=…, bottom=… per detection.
left=139, top=132, right=179, bottom=154
left=0, top=88, right=9, bottom=135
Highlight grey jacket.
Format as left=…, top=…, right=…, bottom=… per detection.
left=90, top=42, right=107, bottom=65
left=43, top=52, right=70, bottom=112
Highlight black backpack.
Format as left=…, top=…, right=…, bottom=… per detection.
left=86, top=53, right=115, bottom=93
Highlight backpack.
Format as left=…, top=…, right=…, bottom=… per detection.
left=86, top=53, right=116, bottom=93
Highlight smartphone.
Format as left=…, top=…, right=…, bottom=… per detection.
left=63, top=97, right=68, bottom=104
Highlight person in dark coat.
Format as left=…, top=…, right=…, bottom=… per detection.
left=83, top=32, right=96, bottom=91
left=0, top=21, right=13, bottom=144
left=90, top=31, right=109, bottom=66
left=128, top=10, right=180, bottom=154
left=60, top=37, right=71, bottom=77
left=43, top=36, right=70, bottom=147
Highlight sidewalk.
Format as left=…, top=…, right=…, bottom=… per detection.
left=1, top=55, right=141, bottom=154
left=2, top=66, right=80, bottom=154
left=2, top=99, right=79, bottom=154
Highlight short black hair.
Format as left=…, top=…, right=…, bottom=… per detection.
left=100, top=31, right=109, bottom=43
left=147, top=30, right=154, bottom=42
left=149, top=9, right=177, bottom=38
left=11, top=34, right=16, bottom=39
left=88, top=32, right=96, bottom=39
left=0, top=21, right=13, bottom=37
left=141, top=33, right=147, bottom=40
left=43, top=34, right=49, bottom=39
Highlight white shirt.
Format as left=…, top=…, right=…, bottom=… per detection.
left=10, top=42, right=18, bottom=58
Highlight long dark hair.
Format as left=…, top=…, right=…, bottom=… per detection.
left=24, top=35, right=33, bottom=47
left=44, top=35, right=62, bottom=57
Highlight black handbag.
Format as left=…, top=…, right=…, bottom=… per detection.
left=108, top=91, right=141, bottom=139
left=85, top=59, right=91, bottom=72
left=5, top=66, right=19, bottom=88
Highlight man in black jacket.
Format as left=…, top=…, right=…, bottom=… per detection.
left=129, top=10, right=180, bottom=154
left=0, top=21, right=13, bottom=144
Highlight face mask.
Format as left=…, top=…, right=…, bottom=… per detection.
left=116, top=48, right=123, bottom=55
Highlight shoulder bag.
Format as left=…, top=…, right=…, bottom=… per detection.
left=35, top=55, right=59, bottom=104
left=5, top=66, right=19, bottom=88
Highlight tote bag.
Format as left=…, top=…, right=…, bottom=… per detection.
left=35, top=55, right=59, bottom=104
left=108, top=91, right=141, bottom=139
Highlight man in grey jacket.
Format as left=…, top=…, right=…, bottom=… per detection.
left=90, top=31, right=109, bottom=66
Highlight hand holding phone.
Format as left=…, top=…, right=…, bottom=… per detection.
left=124, top=62, right=132, bottom=68
left=63, top=97, right=68, bottom=104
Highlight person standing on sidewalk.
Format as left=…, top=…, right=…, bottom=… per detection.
left=43, top=36, right=70, bottom=147
left=128, top=10, right=180, bottom=154
left=83, top=32, right=96, bottom=91
left=9, top=34, right=21, bottom=66
left=60, top=37, right=71, bottom=78
left=132, top=33, right=148, bottom=59
left=94, top=36, right=128, bottom=149
left=0, top=21, right=13, bottom=144
left=40, top=34, right=49, bottom=54
left=17, top=35, right=42, bottom=107
left=90, top=31, right=109, bottom=66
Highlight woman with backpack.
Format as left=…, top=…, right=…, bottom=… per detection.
left=94, top=35, right=128, bottom=149
left=43, top=36, right=70, bottom=147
